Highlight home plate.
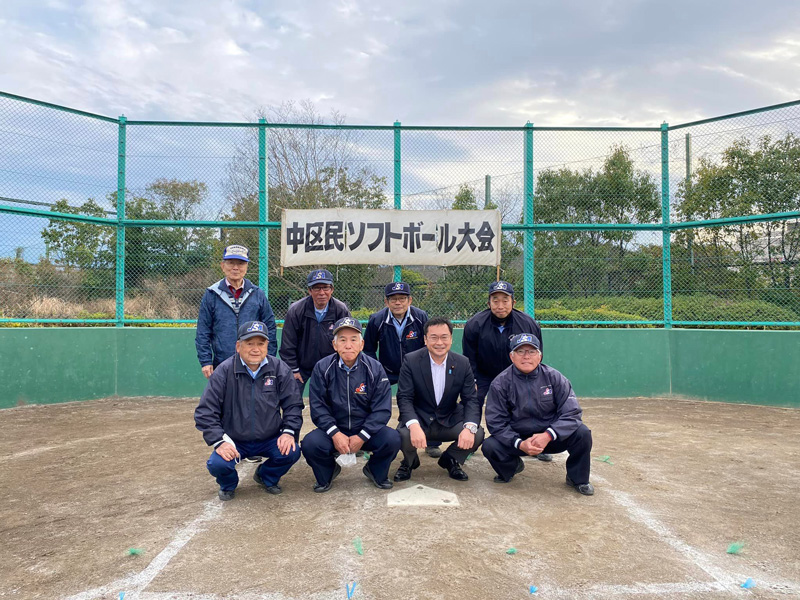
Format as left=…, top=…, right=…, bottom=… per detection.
left=387, top=484, right=460, bottom=507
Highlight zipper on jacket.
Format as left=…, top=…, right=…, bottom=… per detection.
left=347, top=370, right=352, bottom=431
left=250, top=375, right=256, bottom=437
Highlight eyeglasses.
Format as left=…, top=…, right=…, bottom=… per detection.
left=310, top=285, right=332, bottom=291
left=426, top=335, right=451, bottom=342
left=513, top=349, right=540, bottom=357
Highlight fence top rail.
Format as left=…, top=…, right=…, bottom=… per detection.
left=4, top=90, right=797, bottom=132
left=0, top=91, right=120, bottom=123
left=668, top=99, right=800, bottom=131
left=3, top=203, right=798, bottom=231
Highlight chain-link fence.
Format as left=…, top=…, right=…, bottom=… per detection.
left=1, top=91, right=799, bottom=327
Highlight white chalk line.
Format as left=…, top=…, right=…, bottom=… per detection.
left=0, top=423, right=185, bottom=463
left=61, top=463, right=237, bottom=600
left=588, top=473, right=800, bottom=597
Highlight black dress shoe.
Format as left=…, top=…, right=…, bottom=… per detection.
left=313, top=463, right=342, bottom=493
left=536, top=453, right=553, bottom=462
left=437, top=454, right=469, bottom=481
left=425, top=446, right=443, bottom=458
left=566, top=475, right=595, bottom=496
left=493, top=457, right=525, bottom=483
left=393, top=462, right=413, bottom=482
left=218, top=489, right=235, bottom=501
left=253, top=470, right=282, bottom=494
left=363, top=464, right=393, bottom=489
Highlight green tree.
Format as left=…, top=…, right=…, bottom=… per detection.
left=110, top=179, right=216, bottom=290
left=533, top=146, right=661, bottom=299
left=40, top=199, right=115, bottom=297
left=222, top=101, right=391, bottom=316
left=675, top=133, right=800, bottom=310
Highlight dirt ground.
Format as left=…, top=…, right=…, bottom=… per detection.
left=0, top=396, right=798, bottom=600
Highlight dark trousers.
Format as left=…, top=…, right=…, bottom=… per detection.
left=301, top=426, right=401, bottom=486
left=475, top=377, right=493, bottom=404
left=398, top=421, right=485, bottom=467
left=206, top=436, right=302, bottom=491
left=482, top=424, right=592, bottom=484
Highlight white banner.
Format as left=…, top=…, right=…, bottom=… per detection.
left=280, top=209, right=501, bottom=267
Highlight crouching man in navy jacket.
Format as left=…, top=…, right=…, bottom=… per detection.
left=301, top=317, right=401, bottom=493
left=483, top=333, right=594, bottom=496
left=195, top=321, right=303, bottom=501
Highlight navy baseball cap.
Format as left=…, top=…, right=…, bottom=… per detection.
left=223, top=244, right=250, bottom=262
left=509, top=333, right=541, bottom=352
left=332, top=317, right=362, bottom=336
left=489, top=281, right=514, bottom=297
left=385, top=281, right=411, bottom=297
left=307, top=269, right=334, bottom=287
left=238, top=321, right=269, bottom=341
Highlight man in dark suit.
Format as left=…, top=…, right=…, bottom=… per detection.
left=393, top=317, right=485, bottom=482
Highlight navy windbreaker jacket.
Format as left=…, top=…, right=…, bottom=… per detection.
left=195, top=278, right=277, bottom=367
left=462, top=308, right=543, bottom=383
left=279, top=296, right=351, bottom=378
left=194, top=354, right=303, bottom=445
left=485, top=363, right=582, bottom=449
left=363, top=306, right=428, bottom=384
left=308, top=353, right=392, bottom=441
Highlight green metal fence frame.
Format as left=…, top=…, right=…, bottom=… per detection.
left=2, top=91, right=800, bottom=327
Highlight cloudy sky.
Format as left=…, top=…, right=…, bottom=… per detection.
left=2, top=0, right=799, bottom=126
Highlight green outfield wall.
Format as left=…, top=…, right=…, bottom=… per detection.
left=0, top=328, right=798, bottom=409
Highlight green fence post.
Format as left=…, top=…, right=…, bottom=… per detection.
left=485, top=174, right=492, bottom=208
left=523, top=122, right=535, bottom=317
left=258, top=118, right=268, bottom=295
left=116, top=115, right=127, bottom=327
left=661, top=122, right=672, bottom=328
left=393, top=120, right=402, bottom=283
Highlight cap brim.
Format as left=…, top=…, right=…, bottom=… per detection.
left=224, top=255, right=250, bottom=262
left=239, top=332, right=268, bottom=341
left=333, top=325, right=361, bottom=336
left=512, top=342, right=539, bottom=351
left=490, top=290, right=513, bottom=297
left=385, top=291, right=410, bottom=297
left=309, top=280, right=334, bottom=287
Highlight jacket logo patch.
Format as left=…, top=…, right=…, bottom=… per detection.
left=354, top=383, right=367, bottom=394
left=541, top=386, right=552, bottom=396
left=406, top=330, right=418, bottom=339
left=264, top=377, right=275, bottom=387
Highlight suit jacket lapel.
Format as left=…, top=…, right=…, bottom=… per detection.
left=421, top=349, right=436, bottom=406
left=442, top=352, right=456, bottom=404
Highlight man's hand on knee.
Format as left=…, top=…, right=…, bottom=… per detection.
left=457, top=428, right=475, bottom=450
left=332, top=432, right=350, bottom=455
left=409, top=423, right=427, bottom=449
left=348, top=435, right=365, bottom=454
left=277, top=433, right=296, bottom=456
left=530, top=432, right=553, bottom=455
left=215, top=441, right=240, bottom=461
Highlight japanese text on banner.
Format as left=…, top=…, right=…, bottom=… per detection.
left=281, top=209, right=501, bottom=267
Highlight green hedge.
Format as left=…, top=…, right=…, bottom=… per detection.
left=3, top=294, right=798, bottom=328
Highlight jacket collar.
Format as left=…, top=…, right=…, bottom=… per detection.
left=511, top=364, right=541, bottom=379
left=384, top=306, right=414, bottom=325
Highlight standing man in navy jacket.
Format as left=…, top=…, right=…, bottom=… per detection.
left=462, top=281, right=550, bottom=461
left=301, top=317, right=401, bottom=493
left=195, top=321, right=303, bottom=501
left=279, top=269, right=351, bottom=393
left=195, top=245, right=277, bottom=378
left=364, top=281, right=428, bottom=385
left=483, top=333, right=594, bottom=496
